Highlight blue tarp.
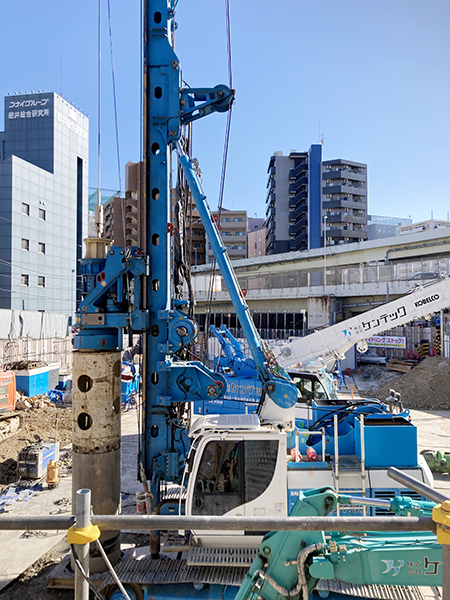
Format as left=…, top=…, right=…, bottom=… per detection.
left=0, top=482, right=42, bottom=513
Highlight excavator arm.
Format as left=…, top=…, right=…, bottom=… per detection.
left=236, top=488, right=442, bottom=600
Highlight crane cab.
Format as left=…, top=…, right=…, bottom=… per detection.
left=185, top=414, right=288, bottom=548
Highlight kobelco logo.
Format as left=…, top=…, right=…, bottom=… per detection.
left=414, top=294, right=440, bottom=308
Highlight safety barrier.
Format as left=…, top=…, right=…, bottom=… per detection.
left=0, top=468, right=448, bottom=600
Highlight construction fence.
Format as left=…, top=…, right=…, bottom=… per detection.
left=0, top=309, right=72, bottom=370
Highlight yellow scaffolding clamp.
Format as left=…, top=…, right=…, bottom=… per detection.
left=432, top=499, right=450, bottom=545
left=67, top=522, right=101, bottom=545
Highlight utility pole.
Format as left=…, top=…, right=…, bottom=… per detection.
left=323, top=214, right=327, bottom=289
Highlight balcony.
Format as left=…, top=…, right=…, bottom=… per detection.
left=322, top=184, right=366, bottom=197
left=265, top=193, right=276, bottom=211
left=265, top=205, right=276, bottom=219
left=289, top=162, right=307, bottom=181
left=289, top=176, right=307, bottom=195
left=266, top=184, right=276, bottom=203
left=125, top=226, right=137, bottom=238
left=322, top=169, right=366, bottom=183
left=126, top=213, right=138, bottom=224
left=266, top=166, right=275, bottom=188
left=326, top=213, right=367, bottom=226
left=289, top=203, right=307, bottom=222
left=327, top=227, right=367, bottom=239
left=289, top=232, right=308, bottom=251
left=289, top=190, right=307, bottom=209
left=289, top=220, right=307, bottom=237
left=323, top=198, right=367, bottom=211
left=266, top=224, right=275, bottom=238
left=289, top=215, right=307, bottom=229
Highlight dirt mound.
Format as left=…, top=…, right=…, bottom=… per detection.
left=0, top=406, right=72, bottom=488
left=364, top=356, right=450, bottom=410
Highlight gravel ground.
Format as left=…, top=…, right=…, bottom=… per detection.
left=0, top=405, right=72, bottom=490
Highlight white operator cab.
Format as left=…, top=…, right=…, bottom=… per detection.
left=185, top=414, right=289, bottom=548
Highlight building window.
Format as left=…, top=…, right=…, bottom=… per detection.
left=21, top=274, right=29, bottom=286
left=38, top=276, right=45, bottom=288
left=222, top=218, right=230, bottom=222
left=234, top=218, right=243, bottom=222
left=39, top=208, right=46, bottom=220
left=22, top=203, right=30, bottom=216
left=38, top=242, right=45, bottom=254
left=21, top=238, right=29, bottom=251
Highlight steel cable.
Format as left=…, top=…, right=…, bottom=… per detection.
left=204, top=0, right=234, bottom=361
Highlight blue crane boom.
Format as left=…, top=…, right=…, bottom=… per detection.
left=176, top=140, right=297, bottom=409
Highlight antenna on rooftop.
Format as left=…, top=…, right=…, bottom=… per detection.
left=60, top=54, right=63, bottom=96
left=318, top=120, right=325, bottom=145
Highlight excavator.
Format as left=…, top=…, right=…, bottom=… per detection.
left=72, top=0, right=449, bottom=598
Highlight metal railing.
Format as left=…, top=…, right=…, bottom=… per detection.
left=0, top=469, right=448, bottom=599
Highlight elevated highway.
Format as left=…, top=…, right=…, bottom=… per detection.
left=191, top=228, right=450, bottom=331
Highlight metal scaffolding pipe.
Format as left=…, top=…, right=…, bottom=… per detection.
left=444, top=545, right=450, bottom=600
left=0, top=514, right=436, bottom=533
left=74, top=489, right=90, bottom=600
left=0, top=516, right=75, bottom=530
left=388, top=467, right=450, bottom=504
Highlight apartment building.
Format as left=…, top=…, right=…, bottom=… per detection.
left=207, top=208, right=247, bottom=262
left=322, top=158, right=368, bottom=245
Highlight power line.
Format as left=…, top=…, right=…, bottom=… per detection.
left=0, top=258, right=81, bottom=281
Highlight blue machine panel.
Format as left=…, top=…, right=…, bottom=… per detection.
left=355, top=415, right=418, bottom=467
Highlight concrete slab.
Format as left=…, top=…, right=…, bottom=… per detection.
left=120, top=408, right=142, bottom=514
left=0, top=410, right=142, bottom=592
left=0, top=468, right=72, bottom=592
left=410, top=409, right=450, bottom=499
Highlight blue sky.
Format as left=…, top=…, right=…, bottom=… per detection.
left=1, top=0, right=449, bottom=222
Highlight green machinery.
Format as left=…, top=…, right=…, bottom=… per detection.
left=421, top=450, right=450, bottom=474
left=236, top=488, right=442, bottom=600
